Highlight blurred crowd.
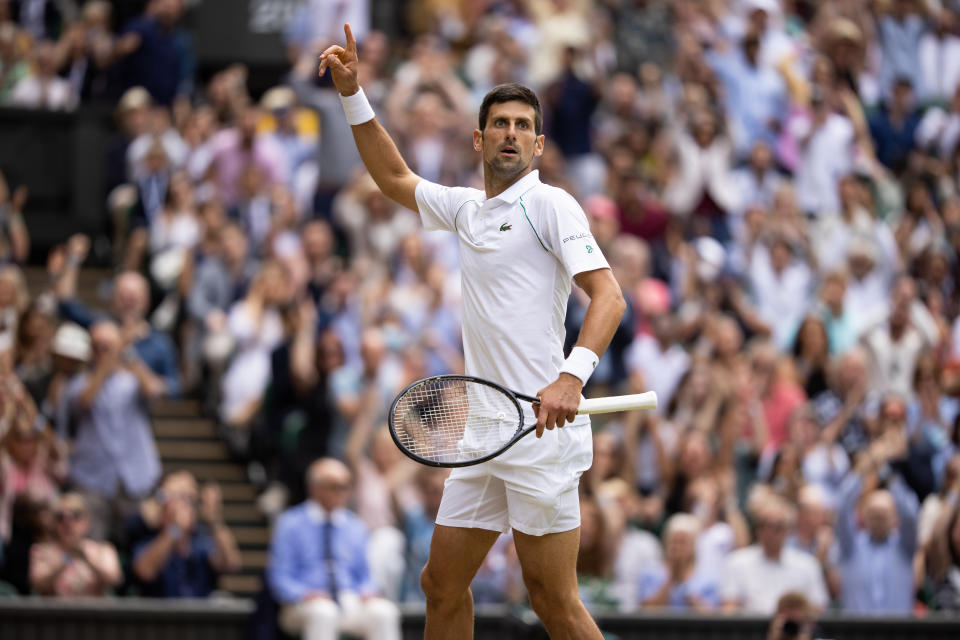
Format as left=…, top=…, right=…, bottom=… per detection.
left=1, top=0, right=960, bottom=630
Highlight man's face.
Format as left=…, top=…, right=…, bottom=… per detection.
left=757, top=509, right=790, bottom=556
left=474, top=101, right=544, bottom=180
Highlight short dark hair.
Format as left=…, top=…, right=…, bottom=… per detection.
left=478, top=83, right=542, bottom=135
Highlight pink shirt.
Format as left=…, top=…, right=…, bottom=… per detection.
left=763, top=381, right=807, bottom=450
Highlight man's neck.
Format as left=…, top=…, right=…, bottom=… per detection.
left=484, top=166, right=532, bottom=200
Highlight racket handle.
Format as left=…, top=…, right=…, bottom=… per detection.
left=577, top=391, right=658, bottom=415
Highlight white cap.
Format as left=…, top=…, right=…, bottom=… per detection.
left=52, top=323, right=92, bottom=362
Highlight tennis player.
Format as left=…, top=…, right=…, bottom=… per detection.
left=320, top=24, right=625, bottom=639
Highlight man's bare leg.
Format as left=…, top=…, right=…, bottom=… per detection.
left=513, top=527, right=603, bottom=640
left=421, top=524, right=500, bottom=640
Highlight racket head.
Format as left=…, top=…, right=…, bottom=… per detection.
left=388, top=375, right=526, bottom=468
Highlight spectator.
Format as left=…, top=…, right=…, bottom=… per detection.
left=132, top=471, right=241, bottom=597
left=55, top=265, right=181, bottom=398
left=0, top=405, right=66, bottom=543
left=787, top=484, right=841, bottom=601
left=868, top=77, right=921, bottom=173
left=791, top=406, right=850, bottom=502
left=55, top=319, right=161, bottom=540
left=790, top=89, right=855, bottom=216
left=29, top=492, right=122, bottom=596
left=114, top=0, right=193, bottom=106
left=400, top=467, right=448, bottom=603
left=925, top=463, right=960, bottom=611
left=721, top=495, right=828, bottom=614
left=267, top=457, right=401, bottom=640
left=765, top=591, right=820, bottom=640
left=862, top=275, right=933, bottom=399
left=835, top=431, right=919, bottom=614
left=9, top=40, right=76, bottom=110
left=218, top=261, right=290, bottom=451
left=0, top=169, right=30, bottom=263
left=637, top=513, right=720, bottom=612
left=207, top=106, right=287, bottom=208
left=26, top=321, right=90, bottom=424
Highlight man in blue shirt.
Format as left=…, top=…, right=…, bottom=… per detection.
left=268, top=458, right=400, bottom=640
left=113, top=0, right=194, bottom=106
left=836, top=433, right=919, bottom=614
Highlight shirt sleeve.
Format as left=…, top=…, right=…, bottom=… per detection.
left=537, top=190, right=610, bottom=278
left=414, top=180, right=474, bottom=233
left=267, top=514, right=308, bottom=604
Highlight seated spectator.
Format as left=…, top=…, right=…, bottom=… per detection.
left=29, top=492, right=121, bottom=596
left=836, top=431, right=919, bottom=614
left=790, top=405, right=850, bottom=502
left=637, top=513, right=720, bottom=612
left=267, top=458, right=401, bottom=640
left=56, top=319, right=162, bottom=540
left=722, top=495, right=827, bottom=614
left=132, top=471, right=240, bottom=597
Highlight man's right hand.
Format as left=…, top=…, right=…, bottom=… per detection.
left=318, top=23, right=360, bottom=96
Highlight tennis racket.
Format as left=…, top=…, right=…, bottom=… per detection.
left=388, top=374, right=657, bottom=468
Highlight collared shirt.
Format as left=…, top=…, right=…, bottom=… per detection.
left=267, top=502, right=375, bottom=604
left=414, top=170, right=610, bottom=415
left=56, top=370, right=160, bottom=498
left=836, top=473, right=918, bottom=614
left=721, top=545, right=828, bottom=614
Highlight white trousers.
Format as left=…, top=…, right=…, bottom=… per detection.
left=279, top=593, right=401, bottom=640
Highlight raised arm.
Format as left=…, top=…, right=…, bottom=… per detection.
left=319, top=24, right=421, bottom=212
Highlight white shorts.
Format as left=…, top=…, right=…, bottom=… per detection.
left=435, top=422, right=593, bottom=536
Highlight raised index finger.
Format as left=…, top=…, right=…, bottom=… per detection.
left=344, top=23, right=357, bottom=55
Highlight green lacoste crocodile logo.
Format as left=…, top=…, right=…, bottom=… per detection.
left=499, top=223, right=512, bottom=232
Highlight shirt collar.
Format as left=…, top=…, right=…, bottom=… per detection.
left=306, top=501, right=347, bottom=525
left=486, top=170, right=541, bottom=205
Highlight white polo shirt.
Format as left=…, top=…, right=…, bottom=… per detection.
left=414, top=170, right=610, bottom=424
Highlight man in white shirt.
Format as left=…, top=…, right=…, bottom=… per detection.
left=722, top=496, right=828, bottom=614
left=319, top=25, right=625, bottom=640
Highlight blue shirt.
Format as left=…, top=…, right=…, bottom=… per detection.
left=836, top=472, right=918, bottom=614
left=401, top=505, right=435, bottom=603
left=637, top=563, right=720, bottom=610
left=57, top=299, right=181, bottom=397
left=121, top=16, right=194, bottom=105
left=708, top=49, right=787, bottom=156
left=56, top=370, right=161, bottom=498
left=267, top=502, right=375, bottom=604
left=133, top=528, right=218, bottom=597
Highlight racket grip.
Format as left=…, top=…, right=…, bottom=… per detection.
left=577, top=391, right=658, bottom=415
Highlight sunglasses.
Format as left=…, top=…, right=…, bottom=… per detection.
left=55, top=509, right=85, bottom=522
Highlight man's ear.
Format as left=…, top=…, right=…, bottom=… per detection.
left=534, top=134, right=545, bottom=157
left=473, top=129, right=483, bottom=152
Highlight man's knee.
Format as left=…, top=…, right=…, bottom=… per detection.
left=523, top=574, right=580, bottom=618
left=420, top=564, right=467, bottom=606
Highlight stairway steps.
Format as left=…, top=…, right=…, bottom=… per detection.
left=153, top=419, right=218, bottom=439
left=233, top=526, right=271, bottom=546
left=162, top=462, right=246, bottom=482
left=157, top=439, right=231, bottom=461
left=151, top=398, right=204, bottom=418
left=218, top=574, right=262, bottom=596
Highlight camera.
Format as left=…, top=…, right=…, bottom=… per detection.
left=781, top=619, right=801, bottom=638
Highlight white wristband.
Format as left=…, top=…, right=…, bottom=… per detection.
left=339, top=87, right=375, bottom=126
left=560, top=346, right=600, bottom=385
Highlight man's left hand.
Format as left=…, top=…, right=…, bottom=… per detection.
left=533, top=374, right=582, bottom=438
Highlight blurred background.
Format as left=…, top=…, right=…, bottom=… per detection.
left=3, top=0, right=960, bottom=638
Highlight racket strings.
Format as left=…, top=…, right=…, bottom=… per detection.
left=392, top=379, right=519, bottom=464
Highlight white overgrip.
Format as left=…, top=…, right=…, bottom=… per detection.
left=576, top=391, right=658, bottom=415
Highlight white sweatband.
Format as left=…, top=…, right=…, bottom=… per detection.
left=338, top=87, right=375, bottom=125
left=560, top=346, right=600, bottom=385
